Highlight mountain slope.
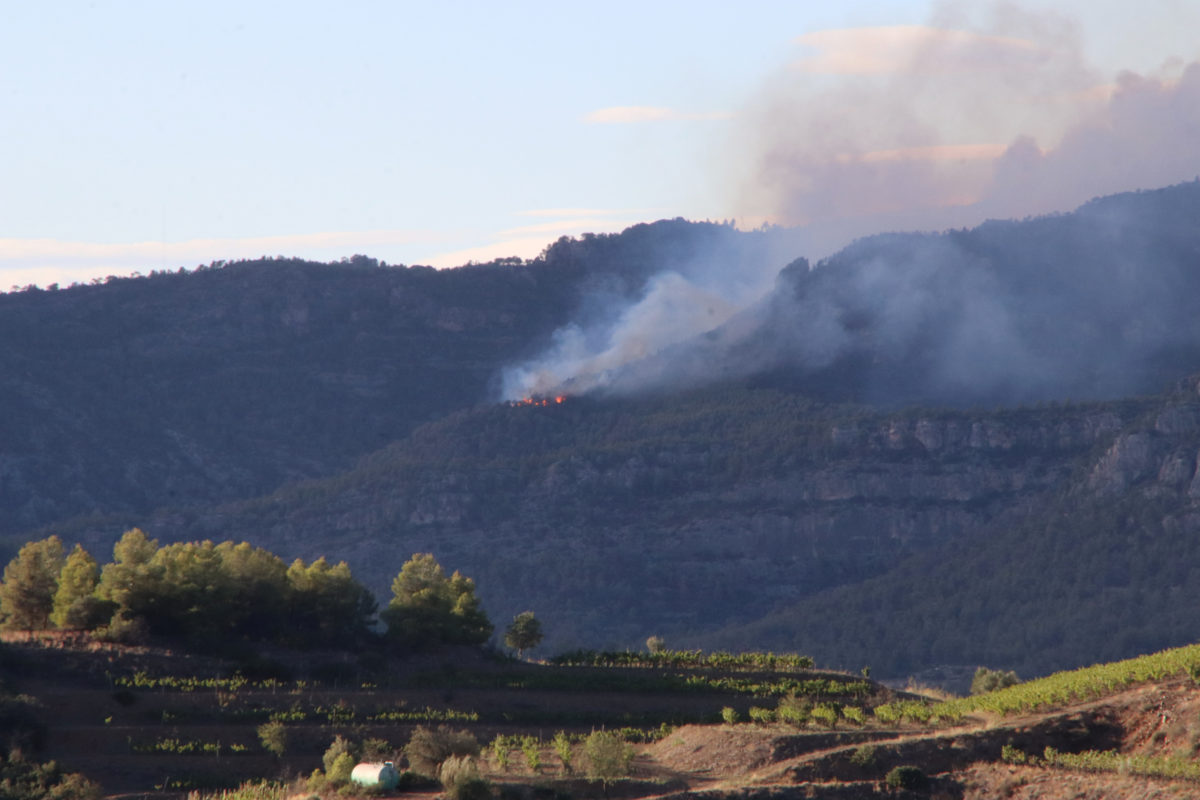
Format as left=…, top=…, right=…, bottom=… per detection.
left=701, top=376, right=1200, bottom=678
left=599, top=181, right=1200, bottom=407
left=0, top=221, right=789, bottom=539
left=50, top=381, right=1163, bottom=669
left=7, top=184, right=1200, bottom=678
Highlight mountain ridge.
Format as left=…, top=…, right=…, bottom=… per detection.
left=6, top=183, right=1200, bottom=678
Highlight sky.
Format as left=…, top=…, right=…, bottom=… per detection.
left=2, top=0, right=1199, bottom=289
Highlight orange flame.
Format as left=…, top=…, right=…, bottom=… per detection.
left=509, top=395, right=569, bottom=408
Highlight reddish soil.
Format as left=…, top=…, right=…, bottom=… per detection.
left=9, top=634, right=1200, bottom=800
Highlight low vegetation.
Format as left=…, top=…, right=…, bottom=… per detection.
left=936, top=643, right=1200, bottom=718
left=9, top=510, right=1200, bottom=800
left=549, top=648, right=815, bottom=671
left=9, top=628, right=1200, bottom=799
left=0, top=751, right=98, bottom=800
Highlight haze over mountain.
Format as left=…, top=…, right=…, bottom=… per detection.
left=4, top=181, right=1200, bottom=680
left=506, top=181, right=1200, bottom=408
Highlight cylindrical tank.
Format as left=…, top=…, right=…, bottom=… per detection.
left=350, top=761, right=400, bottom=789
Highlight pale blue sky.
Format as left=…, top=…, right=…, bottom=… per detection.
left=2, top=1, right=1198, bottom=288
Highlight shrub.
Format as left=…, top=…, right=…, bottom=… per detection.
left=1001, top=743, right=1029, bottom=765
left=584, top=730, right=633, bottom=786
left=885, top=765, right=928, bottom=791
left=552, top=731, right=573, bottom=773
left=971, top=666, right=1020, bottom=695
left=776, top=695, right=811, bottom=726
left=873, top=704, right=900, bottom=725
left=0, top=753, right=100, bottom=800
left=439, top=756, right=490, bottom=800
left=94, top=612, right=147, bottom=645
left=810, top=703, right=839, bottom=728
left=848, top=745, right=875, bottom=768
left=257, top=721, right=288, bottom=757
left=327, top=752, right=355, bottom=785
left=405, top=725, right=480, bottom=779
left=748, top=706, right=774, bottom=724
left=520, top=736, right=541, bottom=772
left=720, top=707, right=740, bottom=724
left=361, top=737, right=394, bottom=762
left=490, top=735, right=512, bottom=771
left=841, top=705, right=865, bottom=725
left=323, top=736, right=358, bottom=775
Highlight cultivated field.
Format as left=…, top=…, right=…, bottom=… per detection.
left=7, top=634, right=1200, bottom=799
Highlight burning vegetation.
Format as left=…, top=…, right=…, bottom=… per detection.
left=509, top=395, right=567, bottom=408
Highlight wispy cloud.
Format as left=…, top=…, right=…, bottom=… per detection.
left=0, top=229, right=449, bottom=289
left=423, top=209, right=658, bottom=268
left=794, top=25, right=1044, bottom=76
left=583, top=106, right=731, bottom=124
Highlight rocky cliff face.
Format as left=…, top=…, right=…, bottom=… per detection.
left=699, top=377, right=1200, bottom=678
left=1085, top=400, right=1200, bottom=497
left=63, top=390, right=1162, bottom=657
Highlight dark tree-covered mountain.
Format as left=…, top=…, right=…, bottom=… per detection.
left=590, top=181, right=1200, bottom=407
left=6, top=183, right=1200, bottom=681
left=0, top=222, right=791, bottom=539
left=45, top=377, right=1200, bottom=679
left=700, top=376, right=1200, bottom=680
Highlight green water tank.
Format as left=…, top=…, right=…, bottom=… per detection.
left=350, top=761, right=400, bottom=789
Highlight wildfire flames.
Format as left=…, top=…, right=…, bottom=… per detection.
left=510, top=395, right=567, bottom=407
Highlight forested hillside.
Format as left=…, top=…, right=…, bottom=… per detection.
left=596, top=181, right=1200, bottom=407
left=702, top=376, right=1200, bottom=678
left=0, top=221, right=790, bottom=538
left=42, top=378, right=1198, bottom=677
left=6, top=182, right=1200, bottom=680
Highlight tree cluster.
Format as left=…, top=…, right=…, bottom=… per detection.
left=0, top=532, right=499, bottom=653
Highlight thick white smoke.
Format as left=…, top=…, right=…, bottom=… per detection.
left=501, top=268, right=768, bottom=400
left=734, top=3, right=1200, bottom=252
left=501, top=2, right=1200, bottom=404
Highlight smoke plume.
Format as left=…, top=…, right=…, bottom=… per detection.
left=501, top=3, right=1200, bottom=407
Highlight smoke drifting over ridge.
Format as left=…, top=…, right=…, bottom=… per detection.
left=737, top=3, right=1200, bottom=247
left=501, top=4, right=1200, bottom=407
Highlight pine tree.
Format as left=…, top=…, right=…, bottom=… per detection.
left=382, top=554, right=492, bottom=646
left=0, top=536, right=65, bottom=632
left=504, top=611, right=543, bottom=658
left=50, top=544, right=105, bottom=630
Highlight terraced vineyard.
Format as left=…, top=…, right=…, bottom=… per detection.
left=934, top=643, right=1200, bottom=718
left=11, top=635, right=1200, bottom=799
left=1, top=635, right=898, bottom=795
